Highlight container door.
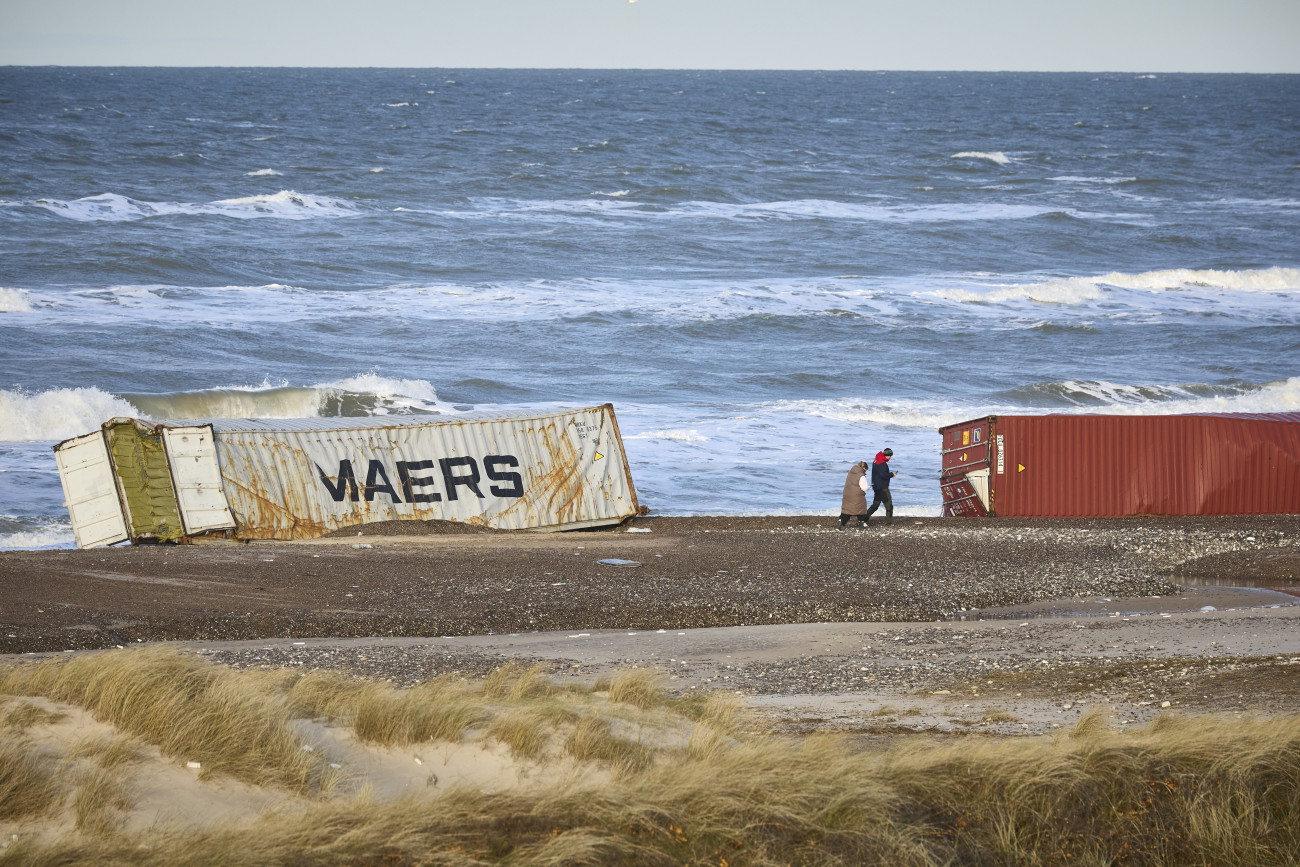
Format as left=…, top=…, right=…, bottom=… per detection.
left=104, top=420, right=184, bottom=542
left=162, top=426, right=236, bottom=534
left=54, top=431, right=129, bottom=548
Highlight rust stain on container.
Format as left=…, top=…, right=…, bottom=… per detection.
left=939, top=413, right=1300, bottom=517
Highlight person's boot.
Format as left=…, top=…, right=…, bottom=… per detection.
left=838, top=517, right=847, bottom=530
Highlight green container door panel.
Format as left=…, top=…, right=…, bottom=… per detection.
left=105, top=421, right=184, bottom=542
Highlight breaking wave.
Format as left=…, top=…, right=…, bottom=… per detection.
left=0, top=517, right=75, bottom=551
left=0, top=375, right=445, bottom=443
left=777, top=376, right=1300, bottom=434
left=33, top=190, right=358, bottom=222
left=0, top=288, right=34, bottom=312
left=951, top=151, right=1016, bottom=165
left=929, top=267, right=1300, bottom=306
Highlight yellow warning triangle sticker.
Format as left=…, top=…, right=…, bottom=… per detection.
left=594, top=452, right=604, bottom=461
left=1017, top=463, right=1026, bottom=473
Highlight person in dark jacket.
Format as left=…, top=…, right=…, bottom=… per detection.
left=865, top=448, right=896, bottom=525
left=838, top=461, right=870, bottom=529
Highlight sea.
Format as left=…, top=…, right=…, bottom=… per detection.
left=2, top=68, right=1298, bottom=549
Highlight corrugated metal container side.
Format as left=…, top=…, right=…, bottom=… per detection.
left=191, top=404, right=639, bottom=539
left=939, top=413, right=1300, bottom=518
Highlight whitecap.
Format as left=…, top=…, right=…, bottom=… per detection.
left=246, top=168, right=283, bottom=176
left=0, top=521, right=76, bottom=550
left=951, top=151, right=1016, bottom=166
left=0, top=287, right=34, bottom=313
left=34, top=190, right=358, bottom=222
left=625, top=429, right=709, bottom=443
left=0, top=387, right=141, bottom=443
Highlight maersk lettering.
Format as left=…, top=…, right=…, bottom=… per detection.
left=317, top=454, right=523, bottom=504
left=439, top=456, right=483, bottom=500
left=316, top=460, right=359, bottom=502
left=484, top=455, right=523, bottom=498
left=365, top=459, right=402, bottom=502
left=396, top=460, right=440, bottom=503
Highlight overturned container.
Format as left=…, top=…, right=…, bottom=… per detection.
left=939, top=413, right=1300, bottom=518
left=54, top=405, right=641, bottom=547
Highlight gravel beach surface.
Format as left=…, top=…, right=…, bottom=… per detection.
left=3, top=515, right=1297, bottom=734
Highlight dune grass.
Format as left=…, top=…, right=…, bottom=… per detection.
left=0, top=648, right=326, bottom=791
left=1, top=649, right=1298, bottom=865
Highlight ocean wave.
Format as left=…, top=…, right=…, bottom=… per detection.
left=999, top=377, right=1300, bottom=414
left=0, top=375, right=445, bottom=443
left=766, top=377, right=1300, bottom=434
left=929, top=267, right=1300, bottom=307
left=0, top=519, right=75, bottom=550
left=441, top=196, right=1097, bottom=225
left=625, top=429, right=710, bottom=443
left=0, top=288, right=34, bottom=312
left=951, top=151, right=1017, bottom=166
left=0, top=387, right=141, bottom=442
left=33, top=190, right=358, bottom=222
left=246, top=168, right=283, bottom=176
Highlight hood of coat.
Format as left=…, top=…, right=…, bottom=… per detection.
left=874, top=451, right=889, bottom=465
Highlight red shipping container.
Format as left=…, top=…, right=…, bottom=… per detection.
left=938, top=413, right=1300, bottom=518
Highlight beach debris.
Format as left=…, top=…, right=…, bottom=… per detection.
left=186, top=761, right=201, bottom=769
left=1200, top=605, right=1217, bottom=612
left=626, top=527, right=652, bottom=533
left=598, top=558, right=642, bottom=567
left=352, top=543, right=373, bottom=549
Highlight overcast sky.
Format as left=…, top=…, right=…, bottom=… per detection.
left=3, top=0, right=1298, bottom=72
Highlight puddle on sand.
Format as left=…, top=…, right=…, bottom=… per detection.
left=1179, top=576, right=1300, bottom=596
left=947, top=584, right=1300, bottom=621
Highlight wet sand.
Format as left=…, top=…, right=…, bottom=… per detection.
left=2, top=514, right=1297, bottom=734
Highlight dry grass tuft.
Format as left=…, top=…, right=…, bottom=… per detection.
left=566, top=713, right=655, bottom=776
left=3, top=700, right=67, bottom=731
left=71, top=766, right=132, bottom=835
left=68, top=733, right=146, bottom=770
left=606, top=668, right=662, bottom=710
left=488, top=709, right=554, bottom=760
left=483, top=662, right=555, bottom=702
left=0, top=648, right=328, bottom=791
left=0, top=737, right=64, bottom=821
left=980, top=706, right=1019, bottom=724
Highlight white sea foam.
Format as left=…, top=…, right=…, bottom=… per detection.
left=246, top=168, right=283, bottom=176
left=625, top=429, right=709, bottom=443
left=0, top=387, right=141, bottom=442
left=1049, top=176, right=1137, bottom=184
left=928, top=267, right=1300, bottom=308
left=1092, top=377, right=1300, bottom=416
left=34, top=190, right=358, bottom=222
left=930, top=278, right=1104, bottom=305
left=0, top=288, right=34, bottom=313
left=209, top=191, right=359, bottom=219
left=458, top=196, right=1084, bottom=224
left=951, top=151, right=1016, bottom=166
left=0, top=375, right=445, bottom=443
left=0, top=521, right=75, bottom=551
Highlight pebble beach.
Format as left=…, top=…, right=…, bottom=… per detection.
left=3, top=514, right=1297, bottom=734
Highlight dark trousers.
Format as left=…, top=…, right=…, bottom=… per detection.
left=838, top=513, right=868, bottom=528
left=866, top=489, right=893, bottom=520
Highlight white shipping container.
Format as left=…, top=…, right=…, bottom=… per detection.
left=54, top=404, right=642, bottom=546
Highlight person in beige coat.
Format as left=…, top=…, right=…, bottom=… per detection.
left=839, top=461, right=870, bottom=530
